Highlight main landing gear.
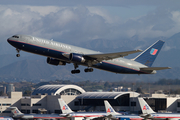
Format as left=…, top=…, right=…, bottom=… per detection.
left=71, top=69, right=80, bottom=74
left=71, top=64, right=94, bottom=74
left=85, top=61, right=94, bottom=73
left=84, top=68, right=93, bottom=72
left=71, top=64, right=80, bottom=74
left=16, top=48, right=20, bottom=57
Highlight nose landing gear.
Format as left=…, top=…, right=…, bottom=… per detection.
left=16, top=48, right=20, bottom=57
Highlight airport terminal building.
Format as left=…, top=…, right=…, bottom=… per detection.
left=0, top=84, right=140, bottom=116
left=0, top=84, right=180, bottom=116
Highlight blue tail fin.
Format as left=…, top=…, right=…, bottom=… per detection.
left=134, top=40, right=164, bottom=67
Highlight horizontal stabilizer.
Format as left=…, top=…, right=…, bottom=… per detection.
left=61, top=114, right=72, bottom=118
left=140, top=67, right=171, bottom=71
left=140, top=114, right=153, bottom=119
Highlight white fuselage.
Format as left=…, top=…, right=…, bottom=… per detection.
left=7, top=35, right=154, bottom=74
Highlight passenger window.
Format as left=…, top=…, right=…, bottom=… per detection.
left=12, top=35, right=19, bottom=38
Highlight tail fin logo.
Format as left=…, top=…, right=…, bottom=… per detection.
left=14, top=110, right=19, bottom=114
left=150, top=48, right=158, bottom=55
left=107, top=107, right=113, bottom=113
left=143, top=104, right=149, bottom=110
left=62, top=105, right=68, bottom=110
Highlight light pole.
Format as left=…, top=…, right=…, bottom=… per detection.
left=132, top=83, right=135, bottom=113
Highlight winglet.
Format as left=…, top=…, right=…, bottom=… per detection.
left=138, top=98, right=155, bottom=114
left=58, top=99, right=73, bottom=114
left=134, top=40, right=165, bottom=67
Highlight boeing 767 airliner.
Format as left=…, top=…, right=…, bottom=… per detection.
left=7, top=35, right=170, bottom=74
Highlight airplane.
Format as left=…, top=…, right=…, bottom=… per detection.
left=59, top=98, right=107, bottom=120
left=104, top=100, right=143, bottom=120
left=138, top=97, right=180, bottom=120
left=7, top=35, right=170, bottom=74
left=8, top=107, right=66, bottom=119
left=0, top=117, right=14, bottom=120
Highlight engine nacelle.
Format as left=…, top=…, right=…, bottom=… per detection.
left=47, top=57, right=66, bottom=66
left=69, top=53, right=85, bottom=63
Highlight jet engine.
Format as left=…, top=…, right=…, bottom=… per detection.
left=47, top=57, right=66, bottom=66
left=69, top=53, right=85, bottom=63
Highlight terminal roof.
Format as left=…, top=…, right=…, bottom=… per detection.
left=32, top=84, right=85, bottom=95
left=76, top=92, right=139, bottom=99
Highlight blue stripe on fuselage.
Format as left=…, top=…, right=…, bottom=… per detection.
left=8, top=39, right=147, bottom=74
left=8, top=39, right=69, bottom=61
left=94, top=61, right=145, bottom=74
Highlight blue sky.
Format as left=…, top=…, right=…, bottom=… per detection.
left=1, top=0, right=180, bottom=43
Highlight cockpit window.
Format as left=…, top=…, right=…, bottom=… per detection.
left=12, top=35, right=19, bottom=38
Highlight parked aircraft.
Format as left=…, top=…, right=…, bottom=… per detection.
left=138, top=97, right=180, bottom=120
left=7, top=35, right=170, bottom=74
left=104, top=100, right=143, bottom=120
left=8, top=107, right=66, bottom=119
left=59, top=99, right=106, bottom=119
left=0, top=117, right=14, bottom=120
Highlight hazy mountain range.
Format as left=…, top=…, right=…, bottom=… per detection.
left=0, top=32, right=180, bottom=82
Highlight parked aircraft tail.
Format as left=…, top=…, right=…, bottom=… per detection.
left=104, top=100, right=120, bottom=115
left=138, top=98, right=155, bottom=114
left=133, top=40, right=164, bottom=67
left=58, top=99, right=73, bottom=114
left=8, top=107, right=24, bottom=117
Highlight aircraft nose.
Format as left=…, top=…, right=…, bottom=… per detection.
left=7, top=37, right=16, bottom=46
left=7, top=35, right=20, bottom=44
left=7, top=38, right=11, bottom=44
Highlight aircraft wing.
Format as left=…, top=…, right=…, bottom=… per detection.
left=140, top=67, right=171, bottom=71
left=84, top=49, right=142, bottom=61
